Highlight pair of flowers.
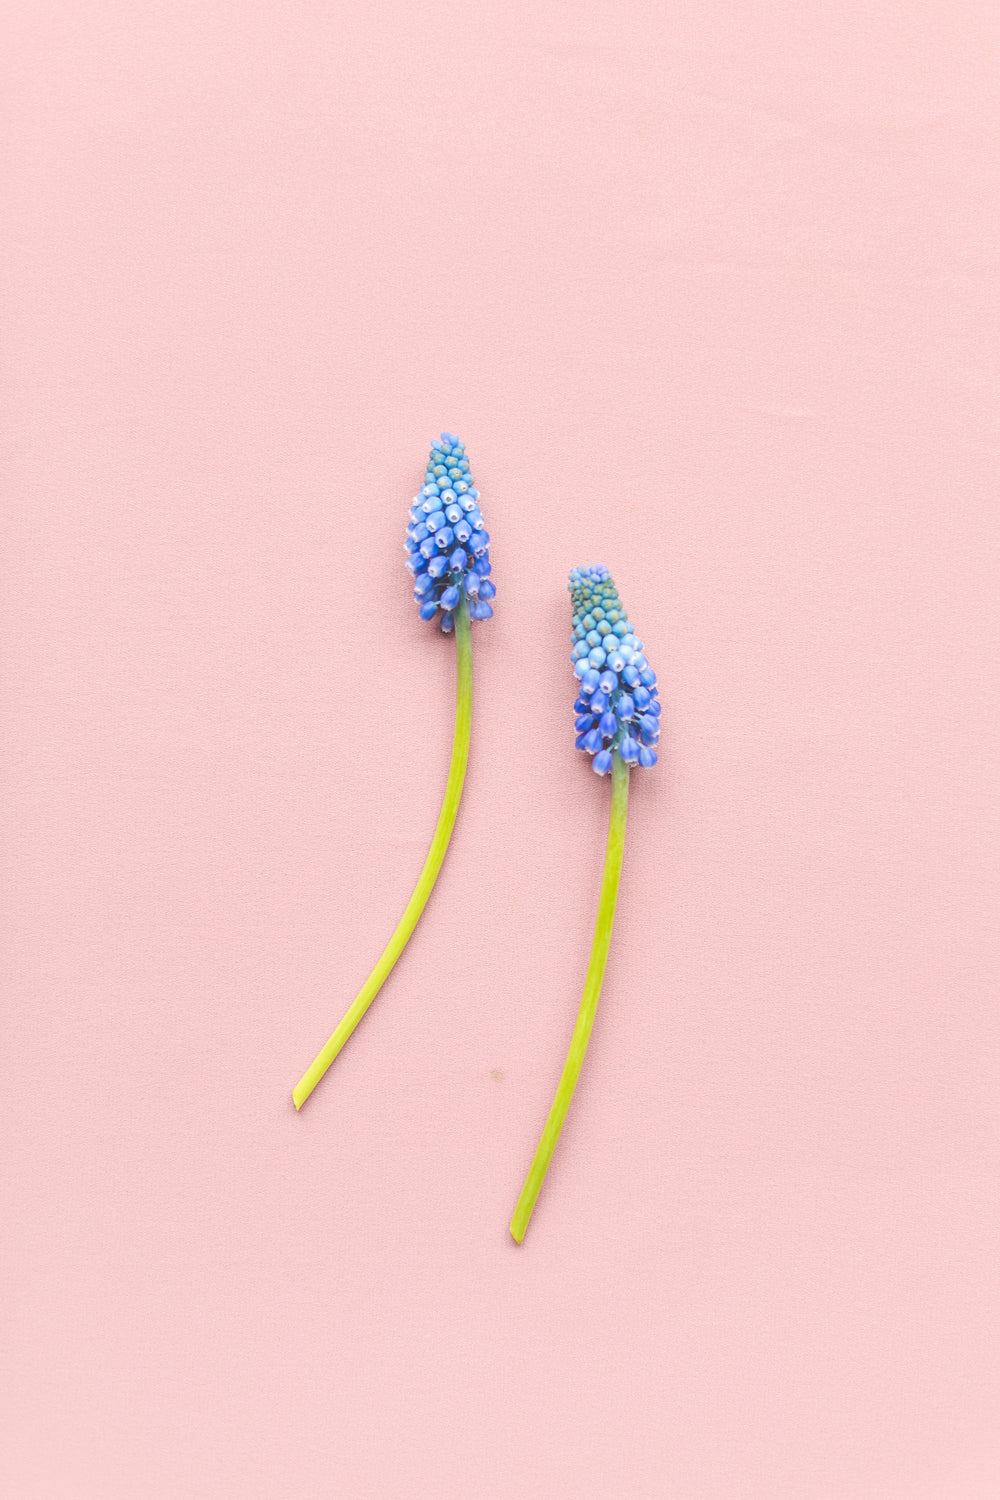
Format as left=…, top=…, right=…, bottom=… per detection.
left=292, top=434, right=660, bottom=1243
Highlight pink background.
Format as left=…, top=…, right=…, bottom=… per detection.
left=3, top=2, right=999, bottom=1495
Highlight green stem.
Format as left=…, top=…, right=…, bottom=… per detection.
left=292, top=598, right=473, bottom=1109
left=510, top=750, right=630, bottom=1242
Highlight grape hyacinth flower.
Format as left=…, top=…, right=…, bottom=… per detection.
left=292, top=433, right=495, bottom=1108
left=510, top=565, right=659, bottom=1241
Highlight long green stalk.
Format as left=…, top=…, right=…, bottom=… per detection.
left=510, top=749, right=630, bottom=1241
left=292, top=598, right=473, bottom=1109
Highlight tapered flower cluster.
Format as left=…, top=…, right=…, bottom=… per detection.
left=569, top=566, right=660, bottom=774
left=404, top=434, right=496, bottom=631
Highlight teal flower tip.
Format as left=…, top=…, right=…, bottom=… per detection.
left=569, top=565, right=660, bottom=771
left=404, top=433, right=495, bottom=630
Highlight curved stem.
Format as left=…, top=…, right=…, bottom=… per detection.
left=510, top=750, right=630, bottom=1242
left=292, top=599, right=473, bottom=1109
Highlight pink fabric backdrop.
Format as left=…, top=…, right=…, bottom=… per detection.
left=3, top=2, right=999, bottom=1495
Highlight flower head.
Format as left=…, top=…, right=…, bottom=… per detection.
left=569, top=565, right=660, bottom=773
left=404, top=433, right=496, bottom=631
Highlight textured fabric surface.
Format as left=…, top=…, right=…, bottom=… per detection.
left=3, top=2, right=999, bottom=1496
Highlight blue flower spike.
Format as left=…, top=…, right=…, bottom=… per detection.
left=293, top=434, right=494, bottom=1108
left=510, top=565, right=658, bottom=1242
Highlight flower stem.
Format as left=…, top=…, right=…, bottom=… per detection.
left=510, top=749, right=630, bottom=1242
left=292, top=597, right=473, bottom=1109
